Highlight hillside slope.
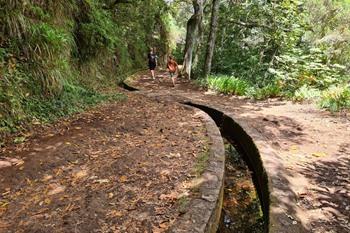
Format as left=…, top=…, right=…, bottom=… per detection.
left=0, top=0, right=170, bottom=140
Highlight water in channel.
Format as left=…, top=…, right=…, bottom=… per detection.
left=218, top=142, right=264, bottom=233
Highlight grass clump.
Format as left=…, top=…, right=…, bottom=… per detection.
left=195, top=146, right=210, bottom=176
left=176, top=196, right=190, bottom=214
left=207, top=75, right=249, bottom=95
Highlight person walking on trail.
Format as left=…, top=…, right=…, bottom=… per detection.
left=148, top=48, right=157, bottom=79
left=167, top=55, right=178, bottom=87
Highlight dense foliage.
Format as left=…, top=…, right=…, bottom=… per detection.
left=0, top=0, right=170, bottom=137
left=171, top=0, right=350, bottom=111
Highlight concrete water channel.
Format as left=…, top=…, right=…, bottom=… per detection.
left=121, top=82, right=269, bottom=232
left=184, top=102, right=268, bottom=233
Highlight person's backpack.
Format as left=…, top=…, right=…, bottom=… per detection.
left=149, top=54, right=156, bottom=63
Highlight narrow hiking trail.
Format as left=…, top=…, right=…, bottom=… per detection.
left=0, top=70, right=349, bottom=233
left=129, top=70, right=350, bottom=233
left=0, top=93, right=209, bottom=232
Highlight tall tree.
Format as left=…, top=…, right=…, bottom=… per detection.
left=203, top=0, right=220, bottom=77
left=182, top=0, right=206, bottom=79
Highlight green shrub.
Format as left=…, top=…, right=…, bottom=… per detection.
left=0, top=67, right=28, bottom=134
left=193, top=78, right=208, bottom=88
left=293, top=85, right=321, bottom=102
left=246, top=83, right=281, bottom=100
left=319, top=85, right=350, bottom=112
left=0, top=0, right=170, bottom=137
left=73, top=0, right=119, bottom=60
left=23, top=80, right=126, bottom=123
left=28, top=5, right=50, bottom=21
left=272, top=48, right=349, bottom=92
left=207, top=75, right=249, bottom=95
left=29, top=23, right=71, bottom=51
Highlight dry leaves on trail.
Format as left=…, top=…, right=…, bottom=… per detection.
left=0, top=93, right=208, bottom=233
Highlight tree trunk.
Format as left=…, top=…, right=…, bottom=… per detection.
left=204, top=0, right=220, bottom=78
left=192, top=11, right=205, bottom=71
left=182, top=0, right=205, bottom=80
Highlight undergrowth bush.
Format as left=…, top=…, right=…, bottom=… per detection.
left=205, top=75, right=281, bottom=100
left=207, top=75, right=249, bottom=95
left=23, top=81, right=126, bottom=123
left=271, top=48, right=349, bottom=92
left=246, top=83, right=281, bottom=100
left=293, top=85, right=321, bottom=102
left=0, top=0, right=170, bottom=139
left=319, top=85, right=350, bottom=112
left=204, top=0, right=350, bottom=111
left=203, top=75, right=350, bottom=112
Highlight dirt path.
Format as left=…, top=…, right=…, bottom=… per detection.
left=130, top=70, right=350, bottom=233
left=0, top=93, right=208, bottom=232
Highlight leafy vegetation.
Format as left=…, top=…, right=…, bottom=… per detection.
left=169, top=0, right=350, bottom=111
left=319, top=84, right=350, bottom=112
left=22, top=82, right=126, bottom=124
left=0, top=0, right=170, bottom=138
left=293, top=85, right=321, bottom=102
left=207, top=75, right=249, bottom=95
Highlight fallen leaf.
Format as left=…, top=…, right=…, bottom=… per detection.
left=0, top=202, right=9, bottom=208
left=289, top=145, right=299, bottom=152
left=74, top=170, right=88, bottom=179
left=312, top=152, right=327, bottom=158
left=14, top=160, right=24, bottom=166
left=47, top=184, right=66, bottom=195
left=119, top=175, right=128, bottom=183
left=159, top=222, right=168, bottom=229
left=42, top=175, right=53, bottom=182
left=107, top=210, right=123, bottom=218
left=44, top=198, right=51, bottom=205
